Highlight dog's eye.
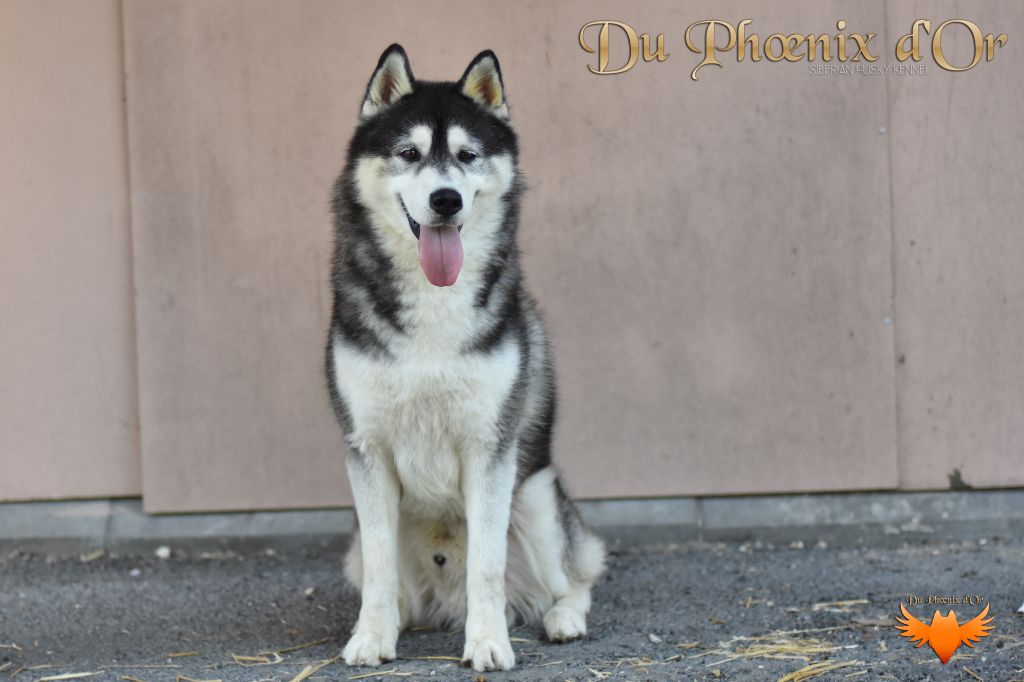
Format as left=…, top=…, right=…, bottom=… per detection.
left=457, top=150, right=478, bottom=164
left=399, top=148, right=421, bottom=162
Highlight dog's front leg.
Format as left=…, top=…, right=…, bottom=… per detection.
left=461, top=450, right=517, bottom=672
left=343, top=452, right=401, bottom=667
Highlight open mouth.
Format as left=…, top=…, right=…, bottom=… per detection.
left=405, top=210, right=421, bottom=239
left=402, top=204, right=462, bottom=240
left=400, top=201, right=464, bottom=287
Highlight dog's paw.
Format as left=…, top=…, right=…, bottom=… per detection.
left=343, top=630, right=396, bottom=667
left=462, top=635, right=515, bottom=672
left=544, top=605, right=587, bottom=642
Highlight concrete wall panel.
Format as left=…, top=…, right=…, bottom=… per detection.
left=523, top=1, right=899, bottom=498
left=887, top=2, right=1024, bottom=489
left=0, top=0, right=140, bottom=500
left=124, top=0, right=899, bottom=512
left=123, top=2, right=353, bottom=512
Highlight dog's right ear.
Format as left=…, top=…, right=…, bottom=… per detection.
left=361, top=44, right=415, bottom=120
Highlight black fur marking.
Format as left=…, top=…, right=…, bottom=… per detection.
left=331, top=292, right=391, bottom=358
left=515, top=316, right=556, bottom=480
left=517, top=385, right=556, bottom=480
left=467, top=287, right=522, bottom=354
left=343, top=246, right=404, bottom=333
left=553, top=474, right=580, bottom=552
left=493, top=337, right=528, bottom=462
left=475, top=248, right=509, bottom=309
left=323, top=330, right=353, bottom=434
left=352, top=81, right=517, bottom=164
left=428, top=123, right=451, bottom=172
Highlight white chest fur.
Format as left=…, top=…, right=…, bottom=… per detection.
left=332, top=329, right=519, bottom=518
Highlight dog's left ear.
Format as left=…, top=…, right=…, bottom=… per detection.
left=458, top=50, right=509, bottom=120
left=361, top=44, right=415, bottom=119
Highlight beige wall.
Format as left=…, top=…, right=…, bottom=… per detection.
left=2, top=1, right=1022, bottom=510
left=122, top=1, right=350, bottom=511
left=0, top=0, right=140, bottom=501
left=887, top=1, right=1024, bottom=489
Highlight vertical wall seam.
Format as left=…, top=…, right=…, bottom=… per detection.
left=882, top=0, right=903, bottom=489
left=116, top=0, right=146, bottom=502
left=101, top=501, right=114, bottom=550
left=695, top=497, right=705, bottom=542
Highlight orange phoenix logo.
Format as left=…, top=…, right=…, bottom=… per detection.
left=895, top=602, right=994, bottom=664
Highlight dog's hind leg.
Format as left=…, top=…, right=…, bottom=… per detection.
left=510, top=467, right=606, bottom=642
left=544, top=583, right=592, bottom=641
left=543, top=516, right=604, bottom=641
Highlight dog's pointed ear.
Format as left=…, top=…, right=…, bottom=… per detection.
left=458, top=50, right=509, bottom=120
left=361, top=44, right=415, bottom=119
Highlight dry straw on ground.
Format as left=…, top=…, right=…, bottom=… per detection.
left=776, top=660, right=862, bottom=681
left=691, top=626, right=870, bottom=682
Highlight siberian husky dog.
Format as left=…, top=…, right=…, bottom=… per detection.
left=325, top=44, right=606, bottom=672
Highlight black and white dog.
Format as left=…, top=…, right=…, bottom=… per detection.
left=325, top=45, right=605, bottom=672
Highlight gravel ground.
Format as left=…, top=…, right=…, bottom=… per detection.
left=1, top=537, right=1022, bottom=681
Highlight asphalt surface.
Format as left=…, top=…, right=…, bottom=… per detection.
left=1, top=537, right=1022, bottom=681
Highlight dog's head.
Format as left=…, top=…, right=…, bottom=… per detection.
left=346, top=44, right=519, bottom=287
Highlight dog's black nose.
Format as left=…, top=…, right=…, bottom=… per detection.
left=429, top=188, right=462, bottom=218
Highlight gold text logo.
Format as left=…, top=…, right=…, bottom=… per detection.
left=578, top=19, right=1008, bottom=80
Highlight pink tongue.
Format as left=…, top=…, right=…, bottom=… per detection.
left=418, top=224, right=464, bottom=287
